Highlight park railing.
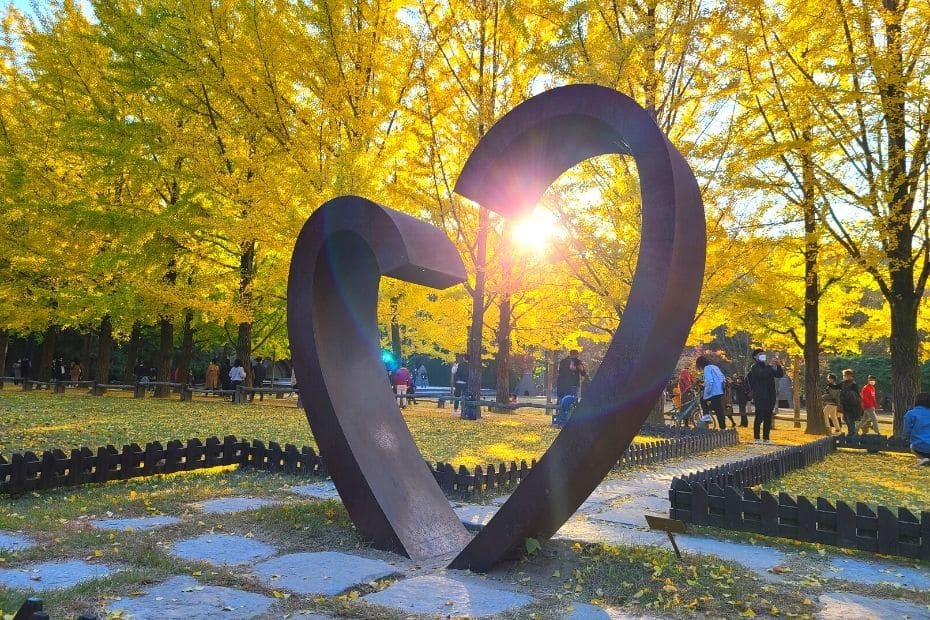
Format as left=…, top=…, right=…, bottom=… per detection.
left=0, top=436, right=326, bottom=497
left=0, top=426, right=738, bottom=499
left=668, top=436, right=930, bottom=560
left=834, top=433, right=912, bottom=453
left=437, top=427, right=738, bottom=498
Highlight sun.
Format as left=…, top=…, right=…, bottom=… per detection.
left=511, top=208, right=561, bottom=254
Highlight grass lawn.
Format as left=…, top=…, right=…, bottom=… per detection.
left=761, top=449, right=930, bottom=512
left=0, top=387, right=656, bottom=471
left=0, top=387, right=567, bottom=469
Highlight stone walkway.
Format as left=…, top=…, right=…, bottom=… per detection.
left=456, top=441, right=930, bottom=618
left=1, top=441, right=929, bottom=618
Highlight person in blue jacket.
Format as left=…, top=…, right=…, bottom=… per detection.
left=696, top=355, right=726, bottom=430
left=903, top=392, right=930, bottom=466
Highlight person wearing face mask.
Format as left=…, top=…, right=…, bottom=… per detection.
left=745, top=348, right=784, bottom=443
left=858, top=374, right=881, bottom=435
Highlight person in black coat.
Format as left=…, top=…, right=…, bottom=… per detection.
left=731, top=375, right=750, bottom=427
left=838, top=368, right=863, bottom=439
left=745, top=348, right=784, bottom=443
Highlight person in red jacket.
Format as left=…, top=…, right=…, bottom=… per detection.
left=859, top=374, right=881, bottom=435
left=392, top=365, right=412, bottom=409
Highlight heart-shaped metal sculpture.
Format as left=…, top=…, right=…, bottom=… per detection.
left=287, top=84, right=705, bottom=571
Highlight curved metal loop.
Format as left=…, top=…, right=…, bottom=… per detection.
left=287, top=85, right=706, bottom=572
left=450, top=84, right=705, bottom=570
left=287, top=195, right=471, bottom=560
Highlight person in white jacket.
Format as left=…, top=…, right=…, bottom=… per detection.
left=229, top=359, right=247, bottom=402
left=696, top=355, right=726, bottom=429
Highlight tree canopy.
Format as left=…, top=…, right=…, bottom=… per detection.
left=2, top=0, right=929, bottom=432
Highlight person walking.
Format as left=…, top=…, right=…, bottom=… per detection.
left=556, top=350, right=587, bottom=401
left=220, top=359, right=231, bottom=392
left=822, top=373, right=843, bottom=433
left=745, top=349, right=784, bottom=443
left=19, top=356, right=31, bottom=382
left=229, top=359, right=246, bottom=402
left=251, top=357, right=267, bottom=402
left=858, top=374, right=880, bottom=435
left=677, top=366, right=695, bottom=427
left=392, top=364, right=412, bottom=409
left=70, top=359, right=82, bottom=387
left=903, top=393, right=930, bottom=466
left=555, top=350, right=588, bottom=425
left=134, top=361, right=148, bottom=384
left=451, top=355, right=469, bottom=415
left=732, top=375, right=750, bottom=427
left=696, top=356, right=726, bottom=429
left=838, top=369, right=862, bottom=439
left=205, top=359, right=220, bottom=391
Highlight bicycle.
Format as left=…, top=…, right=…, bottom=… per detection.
left=668, top=395, right=717, bottom=430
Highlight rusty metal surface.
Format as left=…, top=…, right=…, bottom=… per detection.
left=286, top=85, right=705, bottom=571
left=448, top=84, right=705, bottom=571
left=286, top=196, right=471, bottom=560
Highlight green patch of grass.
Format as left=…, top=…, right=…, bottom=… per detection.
left=0, top=388, right=666, bottom=470
left=761, top=449, right=930, bottom=511
left=570, top=541, right=814, bottom=618
left=0, top=467, right=305, bottom=534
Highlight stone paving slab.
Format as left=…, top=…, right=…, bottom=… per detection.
left=0, top=560, right=115, bottom=591
left=826, top=557, right=930, bottom=590
left=362, top=574, right=534, bottom=618
left=107, top=575, right=275, bottom=619
left=671, top=535, right=787, bottom=582
left=171, top=533, right=277, bottom=566
left=289, top=481, right=340, bottom=501
left=566, top=602, right=611, bottom=619
left=0, top=532, right=35, bottom=551
left=193, top=496, right=280, bottom=514
left=586, top=500, right=668, bottom=527
left=252, top=551, right=397, bottom=596
left=566, top=604, right=663, bottom=620
left=92, top=516, right=181, bottom=531
left=554, top=517, right=668, bottom=548
left=817, top=591, right=930, bottom=620
left=454, top=504, right=498, bottom=530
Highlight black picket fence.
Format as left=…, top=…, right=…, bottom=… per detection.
left=835, top=433, right=912, bottom=453
left=436, top=428, right=739, bottom=498
left=668, top=435, right=930, bottom=560
left=669, top=481, right=930, bottom=560
left=0, top=436, right=326, bottom=497
left=0, top=426, right=738, bottom=499
left=671, top=435, right=836, bottom=490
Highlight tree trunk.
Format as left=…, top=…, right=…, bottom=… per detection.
left=123, top=320, right=142, bottom=384
left=178, top=310, right=194, bottom=386
left=465, top=206, right=491, bottom=417
left=96, top=315, right=113, bottom=387
left=0, top=330, right=8, bottom=376
left=38, top=325, right=58, bottom=382
left=390, top=296, right=402, bottom=364
left=792, top=358, right=801, bottom=428
left=80, top=331, right=94, bottom=380
left=546, top=349, right=556, bottom=404
left=494, top=294, right=512, bottom=407
left=801, top=148, right=827, bottom=435
left=155, top=316, right=174, bottom=397
left=882, top=3, right=919, bottom=436
left=890, top=297, right=919, bottom=435
left=237, top=241, right=255, bottom=387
